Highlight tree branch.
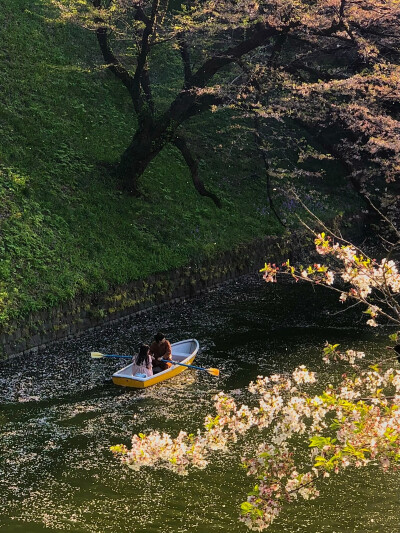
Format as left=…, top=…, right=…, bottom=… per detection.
left=177, top=33, right=193, bottom=89
left=173, top=135, right=222, bottom=208
left=93, top=22, right=136, bottom=104
left=254, top=118, right=286, bottom=228
left=140, top=67, right=155, bottom=114
left=189, top=22, right=287, bottom=90
left=131, top=0, right=160, bottom=119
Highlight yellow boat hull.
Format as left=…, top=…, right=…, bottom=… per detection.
left=111, top=339, right=200, bottom=388
left=112, top=354, right=196, bottom=388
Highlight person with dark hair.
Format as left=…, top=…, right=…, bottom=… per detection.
left=131, top=344, right=153, bottom=377
left=149, top=332, right=172, bottom=374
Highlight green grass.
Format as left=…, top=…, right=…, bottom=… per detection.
left=0, top=0, right=361, bottom=331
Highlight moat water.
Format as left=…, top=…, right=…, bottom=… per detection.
left=0, top=276, right=398, bottom=532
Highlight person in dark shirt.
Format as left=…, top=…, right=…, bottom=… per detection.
left=149, top=332, right=172, bottom=374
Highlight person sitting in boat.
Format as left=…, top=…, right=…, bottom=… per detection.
left=150, top=332, right=172, bottom=374
left=131, top=344, right=153, bottom=378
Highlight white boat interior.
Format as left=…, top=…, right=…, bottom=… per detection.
left=112, top=339, right=199, bottom=382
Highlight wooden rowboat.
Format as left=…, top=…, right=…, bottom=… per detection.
left=112, top=338, right=200, bottom=388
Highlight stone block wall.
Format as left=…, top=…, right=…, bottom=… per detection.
left=0, top=233, right=300, bottom=359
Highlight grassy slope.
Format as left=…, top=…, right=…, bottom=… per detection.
left=0, top=0, right=358, bottom=329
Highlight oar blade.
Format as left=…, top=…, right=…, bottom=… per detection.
left=207, top=368, right=220, bottom=377
left=91, top=352, right=104, bottom=358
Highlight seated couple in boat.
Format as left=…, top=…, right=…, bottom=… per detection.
left=131, top=332, right=172, bottom=377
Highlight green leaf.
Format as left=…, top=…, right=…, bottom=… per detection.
left=241, top=502, right=254, bottom=513
left=309, top=436, right=336, bottom=448
left=330, top=418, right=341, bottom=430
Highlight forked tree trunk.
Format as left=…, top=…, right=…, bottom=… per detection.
left=118, top=119, right=222, bottom=206
left=118, top=125, right=168, bottom=196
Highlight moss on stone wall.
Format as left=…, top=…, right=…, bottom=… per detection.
left=1, top=234, right=295, bottom=358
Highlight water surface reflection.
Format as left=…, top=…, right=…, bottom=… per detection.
left=0, top=276, right=398, bottom=532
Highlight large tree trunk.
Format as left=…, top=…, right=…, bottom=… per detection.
left=118, top=115, right=222, bottom=206
left=118, top=123, right=168, bottom=195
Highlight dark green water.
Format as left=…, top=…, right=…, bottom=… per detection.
left=0, top=276, right=399, bottom=532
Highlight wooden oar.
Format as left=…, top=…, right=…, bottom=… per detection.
left=161, top=359, right=219, bottom=376
left=91, top=352, right=132, bottom=360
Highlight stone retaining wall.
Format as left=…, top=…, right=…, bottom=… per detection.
left=0, top=232, right=308, bottom=359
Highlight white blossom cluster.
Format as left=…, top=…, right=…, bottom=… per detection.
left=111, top=357, right=400, bottom=531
